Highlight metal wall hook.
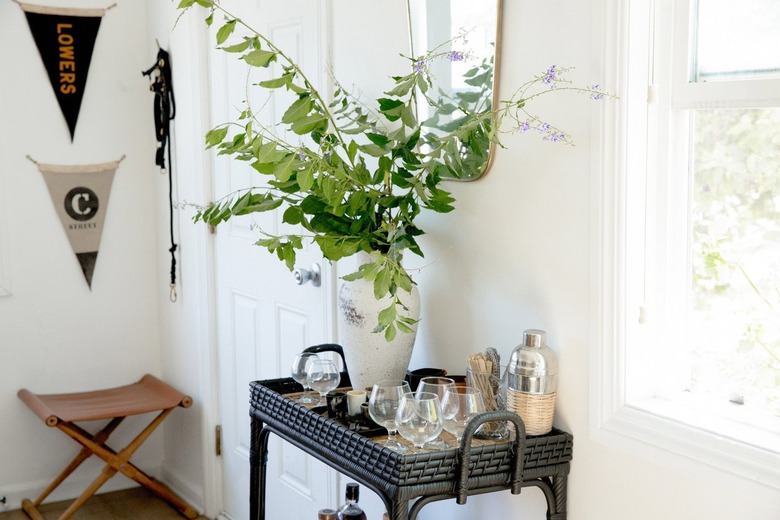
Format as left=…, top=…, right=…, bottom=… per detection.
left=293, top=263, right=321, bottom=287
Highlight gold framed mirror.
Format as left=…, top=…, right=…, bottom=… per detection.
left=407, top=0, right=503, bottom=181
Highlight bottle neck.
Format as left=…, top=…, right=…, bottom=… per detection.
left=344, top=485, right=359, bottom=504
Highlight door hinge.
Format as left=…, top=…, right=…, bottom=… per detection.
left=215, top=425, right=222, bottom=456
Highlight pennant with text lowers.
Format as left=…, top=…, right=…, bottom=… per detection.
left=30, top=156, right=124, bottom=288
left=16, top=1, right=116, bottom=141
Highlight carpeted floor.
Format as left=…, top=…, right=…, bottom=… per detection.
left=0, top=487, right=210, bottom=520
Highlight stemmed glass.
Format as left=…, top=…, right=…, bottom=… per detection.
left=290, top=352, right=320, bottom=405
left=415, top=377, right=455, bottom=450
left=441, top=386, right=486, bottom=444
left=306, top=359, right=340, bottom=407
left=368, top=380, right=411, bottom=453
left=396, top=392, right=444, bottom=451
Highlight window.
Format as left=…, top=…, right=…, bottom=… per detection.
left=593, top=0, right=780, bottom=487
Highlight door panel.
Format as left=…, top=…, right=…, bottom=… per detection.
left=210, top=2, right=336, bottom=519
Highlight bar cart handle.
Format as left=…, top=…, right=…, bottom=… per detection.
left=457, top=410, right=527, bottom=504
left=303, top=344, right=349, bottom=378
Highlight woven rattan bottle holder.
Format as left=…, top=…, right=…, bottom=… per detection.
left=506, top=388, right=556, bottom=435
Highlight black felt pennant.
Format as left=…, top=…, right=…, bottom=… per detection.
left=21, top=4, right=108, bottom=140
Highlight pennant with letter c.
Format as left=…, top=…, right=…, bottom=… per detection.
left=30, top=156, right=124, bottom=288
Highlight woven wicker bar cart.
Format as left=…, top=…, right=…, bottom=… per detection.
left=249, top=376, right=572, bottom=520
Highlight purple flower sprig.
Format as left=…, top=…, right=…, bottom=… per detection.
left=538, top=64, right=576, bottom=90
left=413, top=47, right=474, bottom=75
left=542, top=65, right=558, bottom=86
left=408, top=26, right=478, bottom=79
left=516, top=116, right=571, bottom=144
left=454, top=27, right=470, bottom=46
left=495, top=65, right=616, bottom=145
left=445, top=50, right=466, bottom=62
left=590, top=84, right=604, bottom=100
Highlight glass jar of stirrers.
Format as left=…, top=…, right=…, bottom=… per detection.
left=466, top=349, right=509, bottom=440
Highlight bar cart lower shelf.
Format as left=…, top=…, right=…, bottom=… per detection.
left=250, top=378, right=572, bottom=520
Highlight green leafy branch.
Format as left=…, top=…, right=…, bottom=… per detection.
left=699, top=240, right=780, bottom=367
left=177, top=0, right=614, bottom=339
left=178, top=0, right=458, bottom=336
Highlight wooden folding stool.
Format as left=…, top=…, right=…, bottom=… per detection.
left=17, top=374, right=198, bottom=520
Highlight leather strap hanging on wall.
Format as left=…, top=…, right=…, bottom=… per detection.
left=142, top=46, right=178, bottom=302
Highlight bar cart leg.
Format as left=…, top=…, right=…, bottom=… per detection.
left=387, top=496, right=409, bottom=520
left=548, top=463, right=570, bottom=520
left=250, top=418, right=271, bottom=520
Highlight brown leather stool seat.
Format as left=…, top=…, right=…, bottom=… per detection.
left=18, top=374, right=198, bottom=520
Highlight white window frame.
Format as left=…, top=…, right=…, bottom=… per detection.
left=591, top=0, right=780, bottom=489
left=0, top=133, right=10, bottom=298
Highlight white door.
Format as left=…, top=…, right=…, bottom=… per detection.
left=208, top=2, right=338, bottom=519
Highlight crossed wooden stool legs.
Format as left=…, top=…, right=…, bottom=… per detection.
left=18, top=374, right=198, bottom=520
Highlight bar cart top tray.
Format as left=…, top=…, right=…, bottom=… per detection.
left=250, top=377, right=573, bottom=488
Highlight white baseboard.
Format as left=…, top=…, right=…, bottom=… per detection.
left=0, top=459, right=205, bottom=514
left=160, top=465, right=205, bottom=514
left=0, top=465, right=153, bottom=512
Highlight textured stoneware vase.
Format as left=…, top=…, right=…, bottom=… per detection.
left=338, top=253, right=420, bottom=391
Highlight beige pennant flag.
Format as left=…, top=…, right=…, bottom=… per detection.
left=34, top=157, right=123, bottom=288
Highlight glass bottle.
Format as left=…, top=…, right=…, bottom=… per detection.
left=318, top=509, right=337, bottom=520
left=337, top=483, right=367, bottom=520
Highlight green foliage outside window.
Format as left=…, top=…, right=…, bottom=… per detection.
left=692, top=107, right=780, bottom=416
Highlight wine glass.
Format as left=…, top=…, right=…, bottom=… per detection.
left=368, top=380, right=411, bottom=453
left=396, top=392, right=444, bottom=451
left=415, top=377, right=455, bottom=449
left=306, top=359, right=340, bottom=406
left=441, top=386, right=485, bottom=444
left=290, top=352, right=320, bottom=405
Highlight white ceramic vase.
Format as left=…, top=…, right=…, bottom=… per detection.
left=337, top=253, right=420, bottom=391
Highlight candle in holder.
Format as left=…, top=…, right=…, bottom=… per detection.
left=347, top=389, right=366, bottom=416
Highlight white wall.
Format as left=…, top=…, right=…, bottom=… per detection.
left=3, top=1, right=778, bottom=519
left=143, top=3, right=217, bottom=514
left=0, top=0, right=171, bottom=510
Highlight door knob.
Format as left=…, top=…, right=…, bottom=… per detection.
left=293, top=263, right=321, bottom=287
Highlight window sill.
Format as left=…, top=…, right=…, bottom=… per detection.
left=591, top=397, right=780, bottom=490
